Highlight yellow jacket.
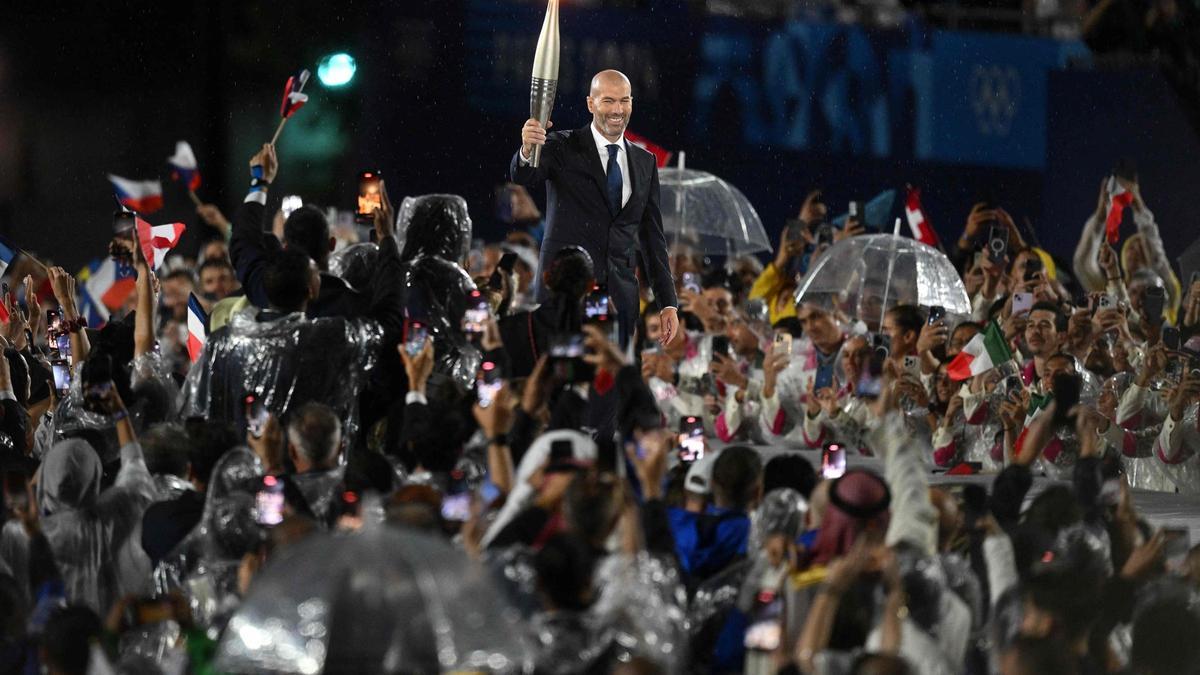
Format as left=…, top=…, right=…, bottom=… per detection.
left=749, top=263, right=797, bottom=325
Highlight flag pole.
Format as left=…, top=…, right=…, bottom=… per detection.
left=269, top=117, right=288, bottom=146
left=187, top=190, right=202, bottom=207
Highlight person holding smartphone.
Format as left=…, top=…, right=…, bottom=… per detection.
left=0, top=380, right=156, bottom=613
left=747, top=190, right=825, bottom=325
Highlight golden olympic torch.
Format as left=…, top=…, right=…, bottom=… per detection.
left=529, top=0, right=560, bottom=168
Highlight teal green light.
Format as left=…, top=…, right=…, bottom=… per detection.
left=317, top=53, right=356, bottom=87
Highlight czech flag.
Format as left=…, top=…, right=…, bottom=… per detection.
left=1105, top=176, right=1134, bottom=245
left=904, top=186, right=942, bottom=248
left=0, top=235, right=18, bottom=278
left=624, top=130, right=674, bottom=168
left=167, top=141, right=201, bottom=191
left=108, top=174, right=163, bottom=214
left=280, top=69, right=311, bottom=119
left=186, top=292, right=208, bottom=363
left=78, top=258, right=136, bottom=323
left=136, top=217, right=187, bottom=271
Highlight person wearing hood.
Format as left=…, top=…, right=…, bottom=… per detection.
left=282, top=402, right=346, bottom=525
left=0, top=384, right=155, bottom=615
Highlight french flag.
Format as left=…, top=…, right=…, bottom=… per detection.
left=0, top=235, right=18, bottom=278
left=187, top=292, right=208, bottom=363
left=136, top=217, right=187, bottom=271
left=79, top=258, right=136, bottom=323
left=108, top=174, right=163, bottom=214
left=280, top=69, right=311, bottom=119
left=904, top=186, right=941, bottom=249
left=624, top=130, right=674, bottom=168
left=167, top=141, right=201, bottom=191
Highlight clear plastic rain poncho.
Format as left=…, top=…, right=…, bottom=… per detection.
left=328, top=241, right=380, bottom=292
left=154, top=446, right=266, bottom=627
left=396, top=194, right=481, bottom=390
left=215, top=525, right=529, bottom=674
left=0, top=438, right=157, bottom=614
left=179, top=306, right=383, bottom=442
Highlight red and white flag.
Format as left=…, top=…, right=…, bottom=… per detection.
left=1105, top=177, right=1134, bottom=245
left=136, top=217, right=186, bottom=270
left=108, top=175, right=163, bottom=213
left=904, top=186, right=941, bottom=248
left=280, top=69, right=311, bottom=119
left=624, top=130, right=674, bottom=168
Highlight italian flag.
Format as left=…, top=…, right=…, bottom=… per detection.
left=947, top=320, right=1012, bottom=381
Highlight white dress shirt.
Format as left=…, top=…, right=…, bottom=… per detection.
left=589, top=123, right=632, bottom=209
left=518, top=123, right=632, bottom=209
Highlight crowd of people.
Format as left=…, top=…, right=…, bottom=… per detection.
left=0, top=137, right=1198, bottom=675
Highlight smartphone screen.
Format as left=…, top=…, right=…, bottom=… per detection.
left=462, top=290, right=490, bottom=335
left=280, top=195, right=303, bottom=220
left=51, top=360, right=71, bottom=396
left=476, top=361, right=502, bottom=408
left=550, top=333, right=591, bottom=383
left=584, top=289, right=610, bottom=322
left=549, top=333, right=586, bottom=359
left=822, top=442, right=846, bottom=479
left=255, top=475, right=285, bottom=526
left=744, top=593, right=784, bottom=652
left=440, top=470, right=471, bottom=522
left=404, top=320, right=429, bottom=357
left=677, top=416, right=705, bottom=463
left=356, top=170, right=382, bottom=222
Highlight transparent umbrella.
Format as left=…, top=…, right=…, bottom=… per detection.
left=215, top=526, right=528, bottom=674
left=659, top=168, right=772, bottom=257
left=793, top=234, right=970, bottom=329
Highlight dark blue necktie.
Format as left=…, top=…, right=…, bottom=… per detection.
left=606, top=143, right=622, bottom=215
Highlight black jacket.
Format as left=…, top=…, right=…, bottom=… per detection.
left=229, top=199, right=371, bottom=319
left=510, top=125, right=676, bottom=343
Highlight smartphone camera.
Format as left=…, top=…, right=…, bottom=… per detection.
left=677, top=416, right=705, bottom=463
left=927, top=305, right=945, bottom=326
left=255, top=475, right=285, bottom=526
left=772, top=332, right=793, bottom=355
left=987, top=224, right=1008, bottom=262
left=1143, top=286, right=1165, bottom=326
left=822, top=442, right=846, bottom=479
left=476, top=361, right=502, bottom=409
left=712, top=335, right=732, bottom=358
left=355, top=170, right=382, bottom=225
